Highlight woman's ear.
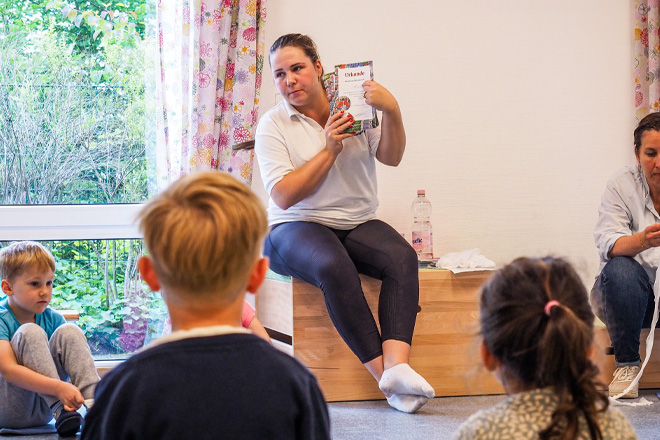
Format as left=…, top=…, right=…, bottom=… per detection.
left=315, top=59, right=323, bottom=79
left=138, top=256, right=161, bottom=292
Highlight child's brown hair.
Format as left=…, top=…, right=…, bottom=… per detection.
left=479, top=256, right=608, bottom=440
left=137, top=171, right=268, bottom=305
left=0, top=241, right=56, bottom=281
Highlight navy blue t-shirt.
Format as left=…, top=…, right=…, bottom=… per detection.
left=82, top=332, right=330, bottom=440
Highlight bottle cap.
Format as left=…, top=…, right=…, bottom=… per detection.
left=417, top=189, right=425, bottom=195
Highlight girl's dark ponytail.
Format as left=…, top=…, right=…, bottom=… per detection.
left=480, top=257, right=608, bottom=440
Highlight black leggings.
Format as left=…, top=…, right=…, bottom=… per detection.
left=264, top=220, right=419, bottom=363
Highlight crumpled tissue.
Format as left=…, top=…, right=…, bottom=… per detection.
left=433, top=248, right=497, bottom=274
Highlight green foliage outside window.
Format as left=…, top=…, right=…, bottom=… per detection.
left=0, top=0, right=165, bottom=357
left=0, top=0, right=150, bottom=205
left=52, top=240, right=166, bottom=356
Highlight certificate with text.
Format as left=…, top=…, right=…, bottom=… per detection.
left=324, top=61, right=378, bottom=133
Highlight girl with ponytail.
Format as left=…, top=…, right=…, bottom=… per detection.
left=454, top=257, right=637, bottom=439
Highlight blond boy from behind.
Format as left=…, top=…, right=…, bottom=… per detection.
left=82, top=171, right=330, bottom=440
left=0, top=241, right=99, bottom=436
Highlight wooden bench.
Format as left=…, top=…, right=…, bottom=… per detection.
left=256, top=269, right=504, bottom=401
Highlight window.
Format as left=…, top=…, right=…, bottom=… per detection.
left=0, top=0, right=162, bottom=359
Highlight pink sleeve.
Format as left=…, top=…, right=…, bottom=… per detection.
left=241, top=300, right=256, bottom=328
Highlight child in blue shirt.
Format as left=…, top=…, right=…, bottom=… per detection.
left=0, top=241, right=99, bottom=436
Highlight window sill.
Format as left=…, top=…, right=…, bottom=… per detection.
left=95, top=359, right=122, bottom=377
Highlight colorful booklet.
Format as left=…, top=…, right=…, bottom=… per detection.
left=323, top=61, right=379, bottom=134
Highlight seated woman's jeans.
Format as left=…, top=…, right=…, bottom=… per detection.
left=591, top=256, right=657, bottom=367
left=265, top=219, right=419, bottom=364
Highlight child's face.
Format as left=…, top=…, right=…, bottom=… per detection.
left=1, top=268, right=54, bottom=322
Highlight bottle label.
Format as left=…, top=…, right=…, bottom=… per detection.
left=412, top=231, right=433, bottom=259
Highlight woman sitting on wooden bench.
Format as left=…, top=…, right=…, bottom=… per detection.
left=592, top=111, right=660, bottom=399
left=254, top=33, right=434, bottom=413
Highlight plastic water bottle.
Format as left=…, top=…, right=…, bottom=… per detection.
left=411, top=190, right=433, bottom=260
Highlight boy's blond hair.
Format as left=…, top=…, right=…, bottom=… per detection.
left=137, top=171, right=268, bottom=304
left=0, top=241, right=56, bottom=281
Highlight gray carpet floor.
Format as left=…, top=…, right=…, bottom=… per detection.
left=329, top=390, right=660, bottom=439
left=5, top=390, right=660, bottom=439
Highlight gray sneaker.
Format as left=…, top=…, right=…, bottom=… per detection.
left=608, top=365, right=640, bottom=398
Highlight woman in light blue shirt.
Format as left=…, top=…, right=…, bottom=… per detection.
left=592, top=111, right=660, bottom=399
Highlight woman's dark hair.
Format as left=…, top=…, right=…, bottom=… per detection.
left=634, top=111, right=660, bottom=153
left=479, top=256, right=608, bottom=440
left=269, top=33, right=324, bottom=77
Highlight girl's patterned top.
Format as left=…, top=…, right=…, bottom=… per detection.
left=454, top=388, right=638, bottom=440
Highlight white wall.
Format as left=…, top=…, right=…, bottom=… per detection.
left=251, top=0, right=635, bottom=285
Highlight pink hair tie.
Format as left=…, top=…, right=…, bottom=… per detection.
left=544, top=300, right=561, bottom=316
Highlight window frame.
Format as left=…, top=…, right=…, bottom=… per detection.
left=0, top=0, right=156, bottom=366
left=0, top=204, right=143, bottom=241
left=0, top=204, right=149, bottom=366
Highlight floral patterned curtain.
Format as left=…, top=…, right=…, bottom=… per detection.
left=635, top=0, right=660, bottom=119
left=154, top=0, right=266, bottom=190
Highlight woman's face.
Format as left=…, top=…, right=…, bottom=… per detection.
left=270, top=46, right=324, bottom=110
left=637, top=129, right=660, bottom=194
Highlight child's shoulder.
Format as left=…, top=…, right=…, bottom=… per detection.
left=0, top=299, right=16, bottom=329
left=598, top=406, right=638, bottom=439
left=454, top=389, right=555, bottom=439
left=0, top=304, right=12, bottom=341
left=132, top=332, right=310, bottom=377
left=101, top=333, right=315, bottom=394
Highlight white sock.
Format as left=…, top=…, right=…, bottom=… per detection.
left=386, top=393, right=429, bottom=413
left=379, top=363, right=435, bottom=398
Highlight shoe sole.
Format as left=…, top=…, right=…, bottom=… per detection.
left=56, top=415, right=82, bottom=437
